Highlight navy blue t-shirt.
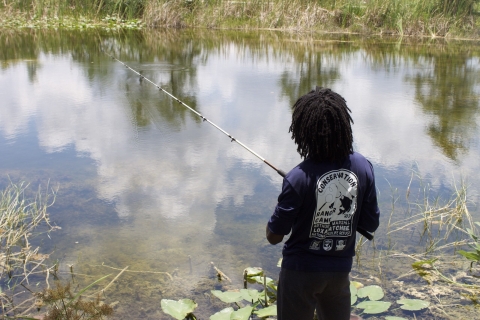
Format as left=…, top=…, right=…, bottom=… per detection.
left=268, top=152, right=380, bottom=272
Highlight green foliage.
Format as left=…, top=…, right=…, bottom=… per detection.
left=412, top=258, right=438, bottom=284
left=2, top=0, right=147, bottom=18
left=210, top=306, right=253, bottom=320
left=239, top=289, right=261, bottom=303
left=160, top=299, right=198, bottom=320
left=3, top=0, right=479, bottom=37
left=351, top=281, right=431, bottom=316
left=350, top=282, right=358, bottom=305
left=397, top=298, right=430, bottom=311
left=351, top=282, right=391, bottom=315
left=244, top=267, right=263, bottom=277
left=249, top=276, right=277, bottom=291
left=210, top=307, right=235, bottom=320
left=357, top=285, right=385, bottom=301
left=210, top=290, right=244, bottom=304
left=356, top=300, right=392, bottom=314
left=434, top=0, right=478, bottom=16
left=253, top=304, right=277, bottom=317
left=458, top=223, right=480, bottom=267
left=37, top=279, right=115, bottom=320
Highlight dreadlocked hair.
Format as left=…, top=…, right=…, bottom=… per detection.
left=289, top=86, right=354, bottom=163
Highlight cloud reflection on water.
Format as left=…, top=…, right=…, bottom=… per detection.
left=1, top=32, right=480, bottom=305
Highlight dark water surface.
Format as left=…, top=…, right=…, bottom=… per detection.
left=1, top=29, right=480, bottom=319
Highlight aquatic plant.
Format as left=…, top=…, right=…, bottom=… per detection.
left=0, top=181, right=119, bottom=319
left=1, top=0, right=479, bottom=37
left=159, top=265, right=435, bottom=319
left=0, top=181, right=59, bottom=316
left=457, top=222, right=480, bottom=269
left=36, top=277, right=114, bottom=320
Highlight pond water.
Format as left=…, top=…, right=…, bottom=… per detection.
left=1, top=29, right=480, bottom=319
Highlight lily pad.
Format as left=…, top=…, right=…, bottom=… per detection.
left=385, top=317, right=408, bottom=320
left=254, top=305, right=277, bottom=317
left=350, top=282, right=358, bottom=305
left=356, top=301, right=391, bottom=314
left=210, top=306, right=253, bottom=320
left=397, top=299, right=430, bottom=311
left=350, top=283, right=358, bottom=296
left=250, top=276, right=277, bottom=290
left=251, top=276, right=274, bottom=286
left=210, top=307, right=234, bottom=320
left=211, top=290, right=244, bottom=303
left=357, top=285, right=384, bottom=301
left=161, top=299, right=198, bottom=320
left=231, top=306, right=253, bottom=320
left=240, top=289, right=260, bottom=303
left=244, top=267, right=263, bottom=277
left=351, top=281, right=364, bottom=289
left=351, top=294, right=357, bottom=306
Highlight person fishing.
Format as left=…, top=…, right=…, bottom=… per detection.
left=266, top=87, right=380, bottom=320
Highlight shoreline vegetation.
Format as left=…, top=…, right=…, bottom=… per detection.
left=3, top=176, right=478, bottom=319
left=0, top=0, right=479, bottom=39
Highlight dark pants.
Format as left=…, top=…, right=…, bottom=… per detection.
left=277, top=268, right=351, bottom=320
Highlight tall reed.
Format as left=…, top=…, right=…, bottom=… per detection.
left=2, top=0, right=478, bottom=36
left=142, top=0, right=478, bottom=37
left=2, top=0, right=145, bottom=18
left=0, top=181, right=58, bottom=316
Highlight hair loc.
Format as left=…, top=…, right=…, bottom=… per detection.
left=289, top=87, right=353, bottom=163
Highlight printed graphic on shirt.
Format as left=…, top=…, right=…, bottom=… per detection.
left=336, top=240, right=346, bottom=251
left=309, top=240, right=321, bottom=250
left=323, top=239, right=333, bottom=251
left=310, top=169, right=358, bottom=240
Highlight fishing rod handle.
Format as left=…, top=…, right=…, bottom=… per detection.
left=357, top=227, right=374, bottom=240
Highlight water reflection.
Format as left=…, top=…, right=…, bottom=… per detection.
left=1, top=29, right=480, bottom=318
left=409, top=54, right=480, bottom=161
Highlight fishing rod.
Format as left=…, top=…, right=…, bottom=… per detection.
left=101, top=48, right=287, bottom=178
left=101, top=49, right=374, bottom=241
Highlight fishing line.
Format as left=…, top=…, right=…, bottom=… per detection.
left=101, top=49, right=373, bottom=241
left=102, top=48, right=287, bottom=178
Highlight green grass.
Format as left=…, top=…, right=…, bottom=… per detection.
left=142, top=0, right=480, bottom=38
left=1, top=0, right=479, bottom=38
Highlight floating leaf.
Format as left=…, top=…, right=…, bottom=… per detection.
left=251, top=276, right=274, bottom=286
left=254, top=305, right=277, bottom=317
left=211, top=290, right=243, bottom=303
left=210, top=307, right=234, bottom=320
left=397, top=299, right=430, bottom=311
left=250, top=276, right=276, bottom=291
left=244, top=267, right=263, bottom=277
left=385, top=317, right=408, bottom=320
left=357, top=285, right=384, bottom=301
left=351, top=281, right=364, bottom=289
left=350, top=282, right=358, bottom=305
left=356, top=301, right=391, bottom=314
left=350, top=283, right=358, bottom=296
left=240, top=289, right=260, bottom=303
left=161, top=299, right=198, bottom=320
left=231, top=306, right=253, bottom=320
left=351, top=294, right=357, bottom=306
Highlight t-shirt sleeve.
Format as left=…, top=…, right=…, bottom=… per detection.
left=267, top=178, right=302, bottom=235
left=357, top=160, right=380, bottom=233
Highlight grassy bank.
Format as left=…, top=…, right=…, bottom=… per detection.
left=1, top=0, right=479, bottom=38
